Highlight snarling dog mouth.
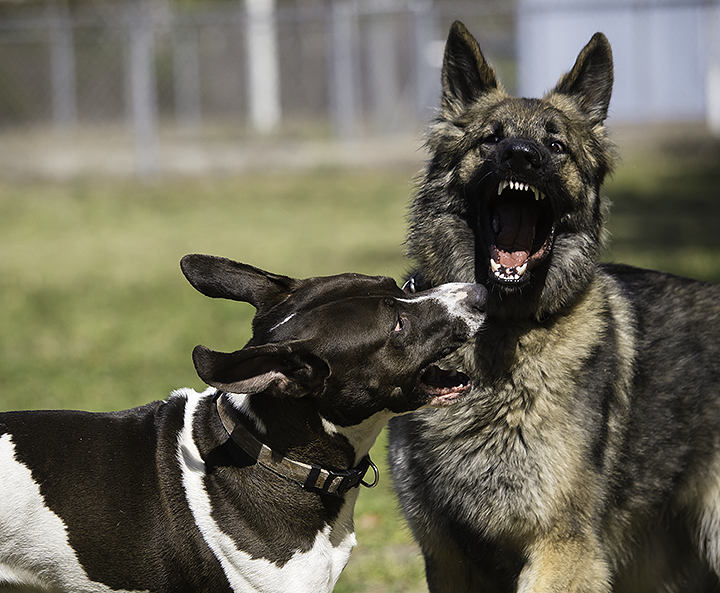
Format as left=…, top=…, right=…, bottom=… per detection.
left=487, top=179, right=556, bottom=284
left=417, top=364, right=471, bottom=407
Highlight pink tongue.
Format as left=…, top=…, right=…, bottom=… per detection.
left=495, top=202, right=539, bottom=267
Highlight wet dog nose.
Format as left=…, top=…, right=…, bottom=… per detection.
left=464, top=284, right=487, bottom=314
left=501, top=140, right=543, bottom=172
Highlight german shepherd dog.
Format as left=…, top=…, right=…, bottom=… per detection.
left=388, top=21, right=720, bottom=593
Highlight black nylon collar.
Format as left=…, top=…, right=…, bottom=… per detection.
left=215, top=393, right=379, bottom=497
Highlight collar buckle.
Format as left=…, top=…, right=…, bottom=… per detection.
left=306, top=455, right=378, bottom=496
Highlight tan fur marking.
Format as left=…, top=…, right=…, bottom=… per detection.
left=518, top=531, right=612, bottom=593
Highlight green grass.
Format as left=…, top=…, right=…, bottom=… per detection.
left=0, top=169, right=414, bottom=411
left=0, top=129, right=718, bottom=592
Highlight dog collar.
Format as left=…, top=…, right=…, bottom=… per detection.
left=215, top=393, right=379, bottom=497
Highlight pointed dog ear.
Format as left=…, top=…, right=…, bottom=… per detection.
left=441, top=21, right=503, bottom=114
left=181, top=254, right=297, bottom=311
left=551, top=32, right=613, bottom=125
left=192, top=343, right=329, bottom=399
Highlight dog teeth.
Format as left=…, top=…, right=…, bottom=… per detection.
left=490, top=259, right=528, bottom=281
left=497, top=180, right=545, bottom=201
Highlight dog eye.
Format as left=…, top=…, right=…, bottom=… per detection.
left=484, top=133, right=502, bottom=144
left=549, top=141, right=565, bottom=154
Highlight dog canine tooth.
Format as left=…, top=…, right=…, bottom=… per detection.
left=502, top=181, right=541, bottom=195
left=490, top=259, right=501, bottom=273
left=516, top=263, right=528, bottom=276
left=498, top=179, right=548, bottom=202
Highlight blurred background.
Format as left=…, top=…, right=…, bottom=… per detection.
left=0, top=1, right=718, bottom=591
left=0, top=0, right=717, bottom=177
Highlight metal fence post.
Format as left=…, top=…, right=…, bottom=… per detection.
left=367, top=13, right=399, bottom=133
left=246, top=0, right=281, bottom=133
left=48, top=9, right=77, bottom=131
left=411, top=0, right=438, bottom=119
left=127, top=5, right=160, bottom=178
left=707, top=2, right=720, bottom=136
left=173, top=22, right=202, bottom=131
left=329, top=1, right=358, bottom=141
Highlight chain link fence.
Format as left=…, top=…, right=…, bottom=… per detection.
left=0, top=0, right=517, bottom=175
left=0, top=0, right=714, bottom=177
left=0, top=2, right=514, bottom=129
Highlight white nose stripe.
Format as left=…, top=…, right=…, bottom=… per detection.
left=398, top=283, right=485, bottom=333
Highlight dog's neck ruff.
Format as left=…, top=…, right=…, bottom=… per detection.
left=216, top=393, right=378, bottom=497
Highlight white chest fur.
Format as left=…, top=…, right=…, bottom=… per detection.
left=178, top=389, right=359, bottom=593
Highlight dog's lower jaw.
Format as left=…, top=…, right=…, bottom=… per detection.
left=480, top=232, right=602, bottom=322
left=489, top=227, right=556, bottom=283
left=417, top=366, right=473, bottom=407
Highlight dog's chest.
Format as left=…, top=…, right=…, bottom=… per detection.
left=437, top=323, right=616, bottom=532
left=180, top=391, right=359, bottom=593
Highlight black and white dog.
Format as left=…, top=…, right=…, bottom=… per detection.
left=0, top=254, right=486, bottom=593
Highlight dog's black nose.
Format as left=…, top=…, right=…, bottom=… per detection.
left=464, top=284, right=488, bottom=314
left=501, top=140, right=543, bottom=172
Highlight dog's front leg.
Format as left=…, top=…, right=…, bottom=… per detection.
left=421, top=535, right=500, bottom=593
left=517, top=531, right=612, bottom=593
